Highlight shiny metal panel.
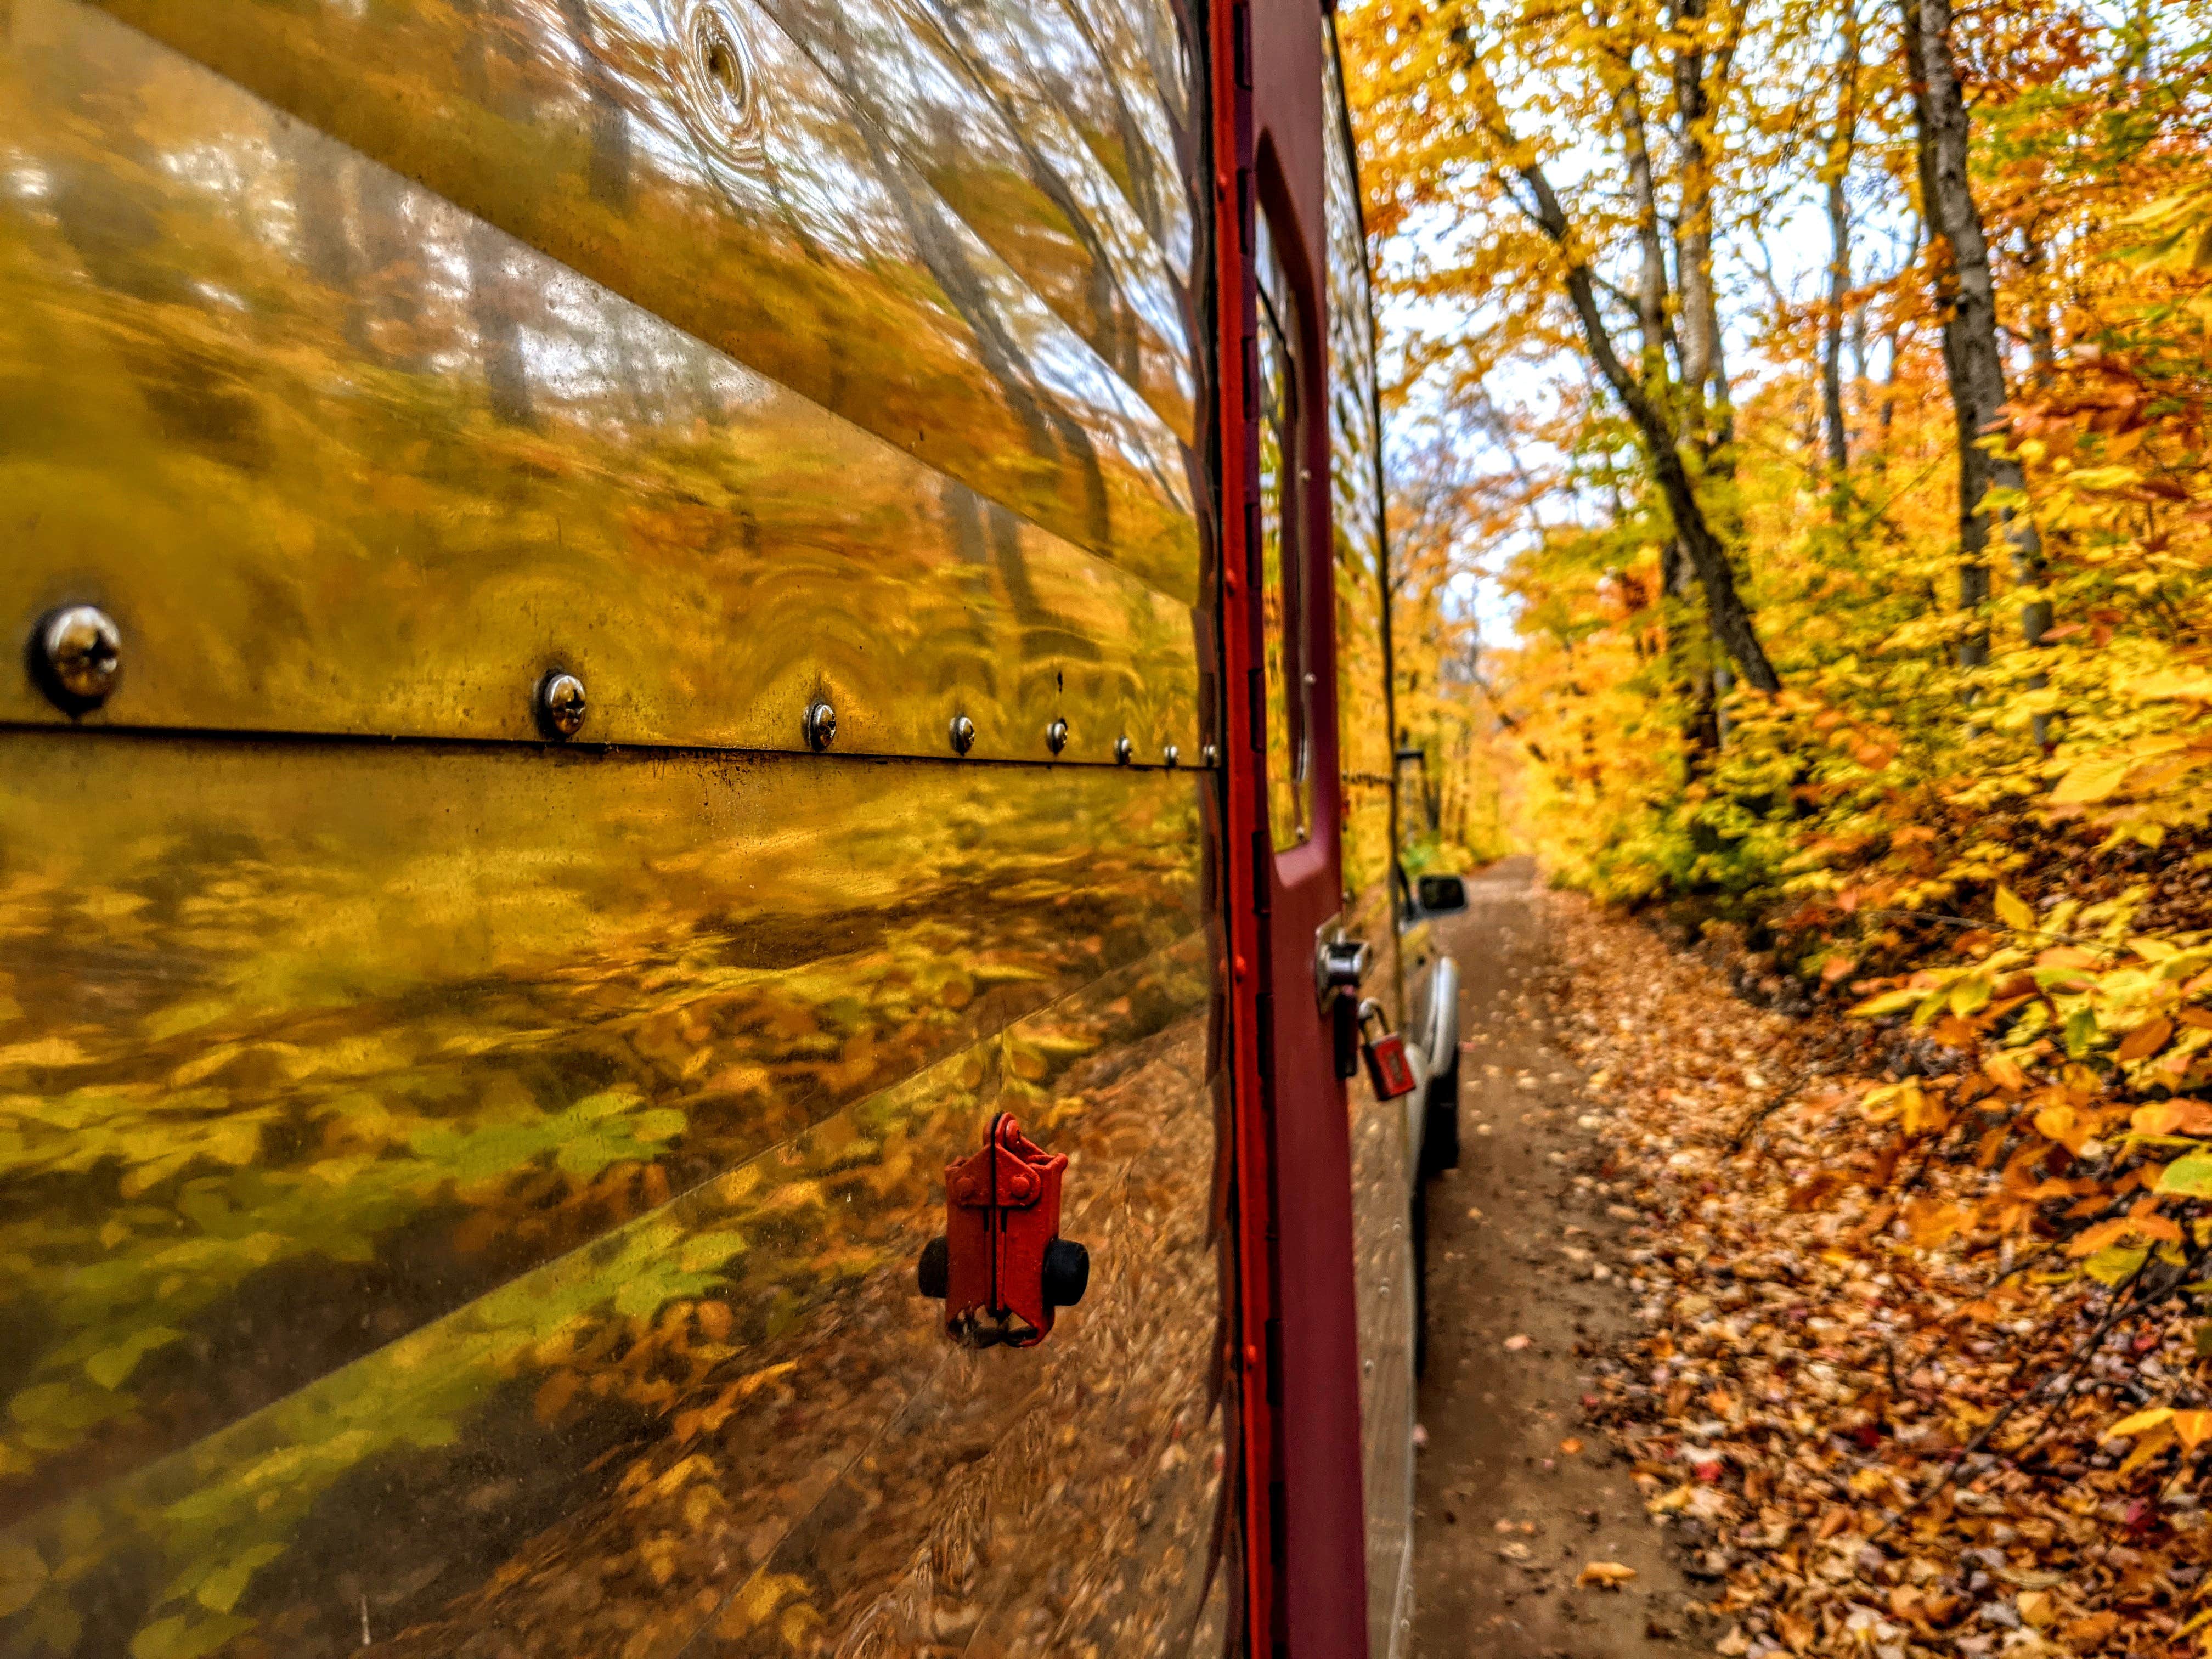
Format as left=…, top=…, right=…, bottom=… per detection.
left=1341, top=879, right=1414, bottom=1659
left=0, top=729, right=1225, bottom=1656
left=959, top=0, right=1198, bottom=285
left=751, top=0, right=1199, bottom=443
left=74, top=0, right=1201, bottom=606
left=0, top=0, right=1199, bottom=762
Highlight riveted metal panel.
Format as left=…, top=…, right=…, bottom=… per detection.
left=66, top=0, right=1200, bottom=608
left=0, top=726, right=1226, bottom=1656
left=0, top=0, right=1201, bottom=763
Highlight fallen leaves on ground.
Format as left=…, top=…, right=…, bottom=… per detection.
left=1546, top=893, right=2212, bottom=1657
left=1580, top=1560, right=1640, bottom=1588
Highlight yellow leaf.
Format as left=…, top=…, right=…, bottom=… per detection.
left=2106, top=1406, right=2175, bottom=1438
left=2052, top=755, right=2134, bottom=805
left=2121, top=1420, right=2179, bottom=1473
left=2130, top=672, right=2212, bottom=702
left=1995, top=887, right=2035, bottom=932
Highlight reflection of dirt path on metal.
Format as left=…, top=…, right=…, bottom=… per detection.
left=1413, top=858, right=1708, bottom=1657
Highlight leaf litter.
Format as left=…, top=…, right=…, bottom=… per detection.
left=1544, top=891, right=2212, bottom=1657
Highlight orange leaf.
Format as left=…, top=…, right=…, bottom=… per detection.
left=2131, top=1100, right=2212, bottom=1135
left=1905, top=1196, right=1967, bottom=1248
left=2036, top=946, right=2100, bottom=970
left=2068, top=1217, right=2131, bottom=1257
left=534, top=1369, right=582, bottom=1427
left=2119, top=1017, right=2175, bottom=1062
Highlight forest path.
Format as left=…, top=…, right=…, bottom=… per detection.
left=1412, top=859, right=1711, bottom=1658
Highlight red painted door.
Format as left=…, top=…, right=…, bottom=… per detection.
left=1213, top=0, right=1373, bottom=1650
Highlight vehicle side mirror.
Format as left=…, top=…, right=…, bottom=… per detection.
left=1415, top=874, right=1468, bottom=915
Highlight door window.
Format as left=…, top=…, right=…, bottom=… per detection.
left=1255, top=210, right=1312, bottom=850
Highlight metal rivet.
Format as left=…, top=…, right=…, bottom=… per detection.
left=1201, top=743, right=1220, bottom=768
left=803, top=698, right=837, bottom=752
left=1162, top=743, right=1180, bottom=768
left=31, top=605, right=122, bottom=712
left=535, top=669, right=586, bottom=738
left=1114, top=735, right=1133, bottom=766
left=949, top=713, right=977, bottom=756
left=1046, top=718, right=1069, bottom=755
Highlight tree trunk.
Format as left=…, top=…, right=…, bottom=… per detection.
left=1820, top=2, right=1859, bottom=479
left=1907, top=0, right=2046, bottom=668
left=1671, top=0, right=1718, bottom=400
left=1514, top=161, right=1782, bottom=692
left=1609, top=65, right=1672, bottom=379
left=555, top=0, right=633, bottom=211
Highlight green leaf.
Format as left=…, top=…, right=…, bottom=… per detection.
left=129, top=1612, right=253, bottom=1659
left=1850, top=988, right=1920, bottom=1018
left=2085, top=1244, right=2150, bottom=1286
left=628, top=1108, right=687, bottom=1143
left=194, top=1544, right=285, bottom=1614
left=573, top=1090, right=640, bottom=1122
left=2162, top=1156, right=2212, bottom=1198
left=84, top=1327, right=185, bottom=1392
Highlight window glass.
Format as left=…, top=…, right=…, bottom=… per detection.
left=1255, top=211, right=1311, bottom=850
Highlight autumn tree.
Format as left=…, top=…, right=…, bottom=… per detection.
left=1345, top=0, right=1787, bottom=693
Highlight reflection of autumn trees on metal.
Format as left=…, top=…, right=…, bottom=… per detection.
left=0, top=737, right=1211, bottom=1656
left=0, top=2, right=1197, bottom=762
left=776, top=0, right=1197, bottom=449
left=89, top=0, right=1198, bottom=597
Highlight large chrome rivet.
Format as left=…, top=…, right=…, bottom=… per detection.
left=1162, top=743, right=1180, bottom=768
left=535, top=669, right=587, bottom=738
left=949, top=713, right=977, bottom=756
left=1201, top=743, right=1220, bottom=768
left=1114, top=735, right=1133, bottom=766
left=31, top=605, right=122, bottom=713
left=803, top=698, right=837, bottom=752
left=1045, top=718, right=1069, bottom=756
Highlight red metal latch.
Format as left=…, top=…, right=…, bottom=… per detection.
left=916, top=1113, right=1089, bottom=1347
left=1359, top=999, right=1419, bottom=1101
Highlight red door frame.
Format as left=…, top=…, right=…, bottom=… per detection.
left=1209, top=0, right=1372, bottom=1651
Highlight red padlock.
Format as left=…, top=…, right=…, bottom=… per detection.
left=915, top=1113, right=1090, bottom=1347
left=1358, top=999, right=1419, bottom=1100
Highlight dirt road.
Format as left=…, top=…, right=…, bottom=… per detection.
left=1412, top=859, right=1708, bottom=1657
